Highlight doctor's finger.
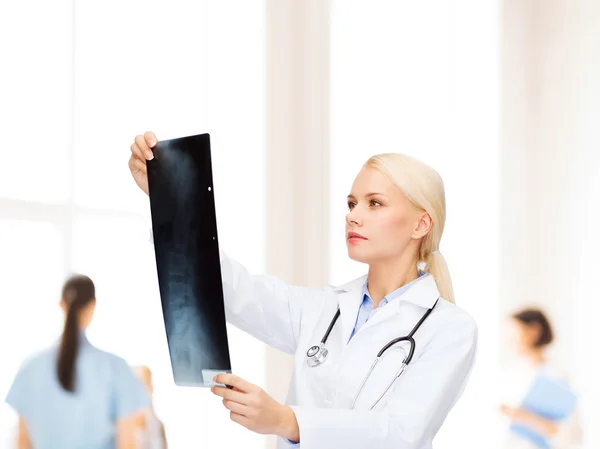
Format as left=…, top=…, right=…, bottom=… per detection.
left=144, top=131, right=158, bottom=149
left=129, top=155, right=147, bottom=173
left=222, top=399, right=250, bottom=416
left=135, top=134, right=154, bottom=160
left=230, top=412, right=251, bottom=429
left=130, top=142, right=146, bottom=163
left=216, top=374, right=257, bottom=393
left=211, top=386, right=248, bottom=404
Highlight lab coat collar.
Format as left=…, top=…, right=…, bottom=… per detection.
left=332, top=273, right=440, bottom=344
left=331, top=275, right=368, bottom=345
left=330, top=275, right=368, bottom=295
left=399, top=273, right=440, bottom=309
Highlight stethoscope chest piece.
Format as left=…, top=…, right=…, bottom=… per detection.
left=306, top=344, right=329, bottom=367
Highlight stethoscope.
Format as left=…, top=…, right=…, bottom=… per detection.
left=306, top=297, right=439, bottom=410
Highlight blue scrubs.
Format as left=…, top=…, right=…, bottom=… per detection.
left=5, top=334, right=149, bottom=449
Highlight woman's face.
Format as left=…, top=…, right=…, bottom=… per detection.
left=345, top=167, right=430, bottom=265
left=506, top=318, right=539, bottom=354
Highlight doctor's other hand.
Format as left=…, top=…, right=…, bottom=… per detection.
left=128, top=131, right=158, bottom=196
left=211, top=374, right=300, bottom=443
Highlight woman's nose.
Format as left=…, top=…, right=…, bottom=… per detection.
left=346, top=208, right=362, bottom=226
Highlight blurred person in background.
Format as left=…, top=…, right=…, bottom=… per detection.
left=133, top=365, right=168, bottom=449
left=499, top=308, right=582, bottom=449
left=4, top=274, right=149, bottom=449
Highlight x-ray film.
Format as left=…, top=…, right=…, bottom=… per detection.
left=147, top=133, right=232, bottom=387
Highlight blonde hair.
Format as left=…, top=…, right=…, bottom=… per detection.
left=365, top=154, right=455, bottom=303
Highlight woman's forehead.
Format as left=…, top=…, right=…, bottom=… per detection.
left=349, top=167, right=401, bottom=197
left=351, top=167, right=390, bottom=190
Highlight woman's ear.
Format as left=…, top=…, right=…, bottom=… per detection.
left=412, top=211, right=433, bottom=239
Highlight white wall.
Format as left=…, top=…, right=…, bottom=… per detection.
left=263, top=1, right=331, bottom=446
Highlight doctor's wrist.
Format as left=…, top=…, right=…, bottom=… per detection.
left=277, top=405, right=300, bottom=443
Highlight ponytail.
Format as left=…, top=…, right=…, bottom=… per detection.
left=426, top=251, right=455, bottom=304
left=57, top=275, right=95, bottom=393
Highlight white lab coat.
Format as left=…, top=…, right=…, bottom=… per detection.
left=219, top=251, right=478, bottom=449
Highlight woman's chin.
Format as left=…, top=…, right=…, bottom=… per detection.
left=347, top=247, right=371, bottom=264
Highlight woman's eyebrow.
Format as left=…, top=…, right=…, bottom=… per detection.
left=347, top=192, right=387, bottom=199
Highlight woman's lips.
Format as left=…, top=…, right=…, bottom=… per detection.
left=347, top=232, right=367, bottom=243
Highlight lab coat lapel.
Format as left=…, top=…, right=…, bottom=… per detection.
left=333, top=275, right=368, bottom=345
left=358, top=274, right=440, bottom=334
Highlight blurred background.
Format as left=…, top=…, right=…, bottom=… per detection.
left=0, top=0, right=598, bottom=448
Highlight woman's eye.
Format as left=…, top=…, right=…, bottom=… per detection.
left=370, top=200, right=381, bottom=207
left=347, top=202, right=356, bottom=210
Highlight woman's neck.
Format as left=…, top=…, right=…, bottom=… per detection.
left=367, top=253, right=419, bottom=307
left=526, top=349, right=546, bottom=366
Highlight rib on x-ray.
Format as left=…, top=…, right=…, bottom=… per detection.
left=147, top=133, right=231, bottom=387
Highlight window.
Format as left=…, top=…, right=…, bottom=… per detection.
left=0, top=1, right=72, bottom=204
left=0, top=1, right=266, bottom=447
left=0, top=220, right=64, bottom=442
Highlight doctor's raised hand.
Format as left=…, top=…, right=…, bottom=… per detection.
left=128, top=131, right=157, bottom=196
left=129, top=132, right=478, bottom=449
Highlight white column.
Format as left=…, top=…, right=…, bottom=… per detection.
left=265, top=1, right=330, bottom=447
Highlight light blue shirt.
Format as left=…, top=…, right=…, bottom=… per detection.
left=5, top=334, right=149, bottom=449
left=349, top=271, right=427, bottom=341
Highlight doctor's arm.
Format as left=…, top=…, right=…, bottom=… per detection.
left=147, top=222, right=321, bottom=354
left=134, top=132, right=325, bottom=355
left=217, top=248, right=326, bottom=354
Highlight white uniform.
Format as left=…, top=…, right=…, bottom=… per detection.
left=219, top=251, right=478, bottom=449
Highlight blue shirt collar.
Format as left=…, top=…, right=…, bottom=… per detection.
left=362, top=270, right=427, bottom=308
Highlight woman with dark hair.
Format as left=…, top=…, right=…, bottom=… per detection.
left=512, top=309, right=555, bottom=351
left=499, top=308, right=582, bottom=449
left=4, top=275, right=149, bottom=449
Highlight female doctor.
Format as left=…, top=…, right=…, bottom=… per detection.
left=129, top=132, right=478, bottom=449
